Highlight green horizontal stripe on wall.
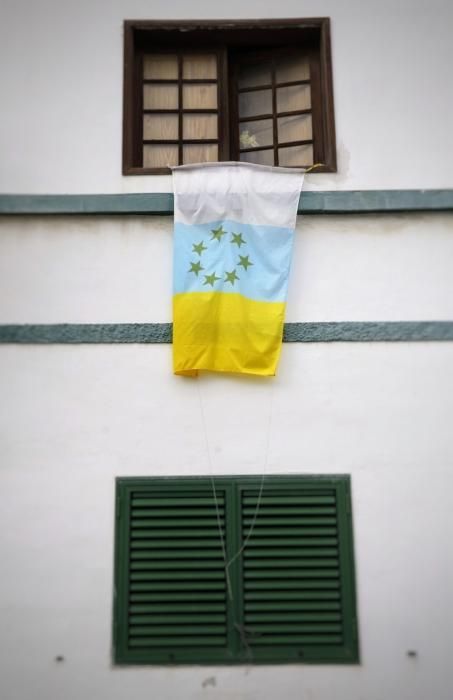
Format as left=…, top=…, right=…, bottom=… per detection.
left=1, top=190, right=453, bottom=216
left=1, top=322, right=452, bottom=344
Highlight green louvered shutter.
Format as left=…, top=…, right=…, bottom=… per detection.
left=113, top=476, right=358, bottom=664
left=114, top=478, right=234, bottom=664
left=238, top=477, right=358, bottom=662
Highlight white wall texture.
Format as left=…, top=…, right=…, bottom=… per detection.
left=1, top=342, right=452, bottom=700
left=1, top=212, right=453, bottom=700
left=1, top=1, right=453, bottom=699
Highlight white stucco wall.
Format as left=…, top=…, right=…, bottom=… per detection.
left=0, top=0, right=453, bottom=193
left=1, top=212, right=453, bottom=700
left=1, top=342, right=452, bottom=700
left=1, top=1, right=453, bottom=699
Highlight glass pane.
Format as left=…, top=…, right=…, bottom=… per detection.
left=238, top=89, right=272, bottom=119
left=183, top=54, right=217, bottom=79
left=278, top=144, right=313, bottom=167
left=183, top=84, right=217, bottom=109
left=278, top=114, right=312, bottom=143
left=277, top=84, right=311, bottom=112
left=143, top=114, right=179, bottom=140
left=183, top=114, right=218, bottom=140
left=240, top=148, right=275, bottom=166
left=238, top=62, right=271, bottom=89
left=183, top=144, right=218, bottom=164
left=239, top=119, right=273, bottom=150
left=143, top=84, right=178, bottom=110
left=143, top=54, right=178, bottom=80
left=143, top=145, right=179, bottom=168
left=275, top=54, right=310, bottom=83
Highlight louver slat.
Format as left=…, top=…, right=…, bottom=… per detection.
left=130, top=571, right=225, bottom=581
left=133, top=497, right=225, bottom=506
left=245, top=590, right=341, bottom=601
left=130, top=614, right=226, bottom=624
left=245, top=601, right=341, bottom=611
left=130, top=549, right=223, bottom=560
left=246, top=612, right=342, bottom=622
left=125, top=489, right=228, bottom=662
left=129, top=604, right=225, bottom=614
left=130, top=636, right=226, bottom=647
left=131, top=539, right=222, bottom=549
left=130, top=560, right=224, bottom=570
left=241, top=487, right=347, bottom=659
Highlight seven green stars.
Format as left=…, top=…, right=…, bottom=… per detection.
left=189, top=229, right=253, bottom=287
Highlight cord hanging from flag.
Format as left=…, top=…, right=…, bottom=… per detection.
left=172, top=162, right=304, bottom=376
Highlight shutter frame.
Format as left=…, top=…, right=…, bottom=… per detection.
left=113, top=475, right=359, bottom=665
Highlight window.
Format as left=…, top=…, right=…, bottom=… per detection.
left=123, top=19, right=336, bottom=174
left=113, top=475, right=358, bottom=664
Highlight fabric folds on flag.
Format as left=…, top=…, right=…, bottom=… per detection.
left=172, top=162, right=304, bottom=377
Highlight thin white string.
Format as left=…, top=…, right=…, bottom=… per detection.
left=196, top=379, right=234, bottom=601
left=197, top=378, right=274, bottom=599
left=226, top=380, right=273, bottom=569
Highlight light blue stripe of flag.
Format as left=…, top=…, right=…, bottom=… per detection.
left=173, top=219, right=294, bottom=303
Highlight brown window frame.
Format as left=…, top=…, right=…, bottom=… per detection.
left=123, top=19, right=336, bottom=175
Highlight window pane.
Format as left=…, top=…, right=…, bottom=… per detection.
left=143, top=114, right=179, bottom=140
left=275, top=54, right=310, bottom=83
left=183, top=84, right=217, bottom=109
left=143, top=54, right=178, bottom=80
left=240, top=148, right=275, bottom=166
left=183, top=144, right=218, bottom=164
left=278, top=114, right=312, bottom=143
left=238, top=89, right=272, bottom=119
left=183, top=54, right=217, bottom=79
left=238, top=62, right=271, bottom=89
left=143, top=145, right=179, bottom=168
left=277, top=84, right=311, bottom=112
left=239, top=119, right=273, bottom=150
left=278, top=144, right=313, bottom=167
left=183, top=114, right=217, bottom=140
left=143, top=85, right=178, bottom=110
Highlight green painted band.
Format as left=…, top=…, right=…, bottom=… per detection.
left=1, top=322, right=452, bottom=344
left=1, top=190, right=453, bottom=215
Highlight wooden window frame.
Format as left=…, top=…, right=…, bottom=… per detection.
left=123, top=19, right=337, bottom=175
left=113, top=475, right=358, bottom=665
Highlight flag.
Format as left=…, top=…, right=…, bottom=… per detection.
left=172, top=162, right=304, bottom=376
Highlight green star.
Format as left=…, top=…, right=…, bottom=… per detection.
left=231, top=232, right=246, bottom=248
left=238, top=254, right=253, bottom=271
left=188, top=260, right=203, bottom=276
left=210, top=225, right=227, bottom=242
left=224, top=269, right=240, bottom=285
left=192, top=241, right=207, bottom=256
left=203, top=272, right=221, bottom=287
